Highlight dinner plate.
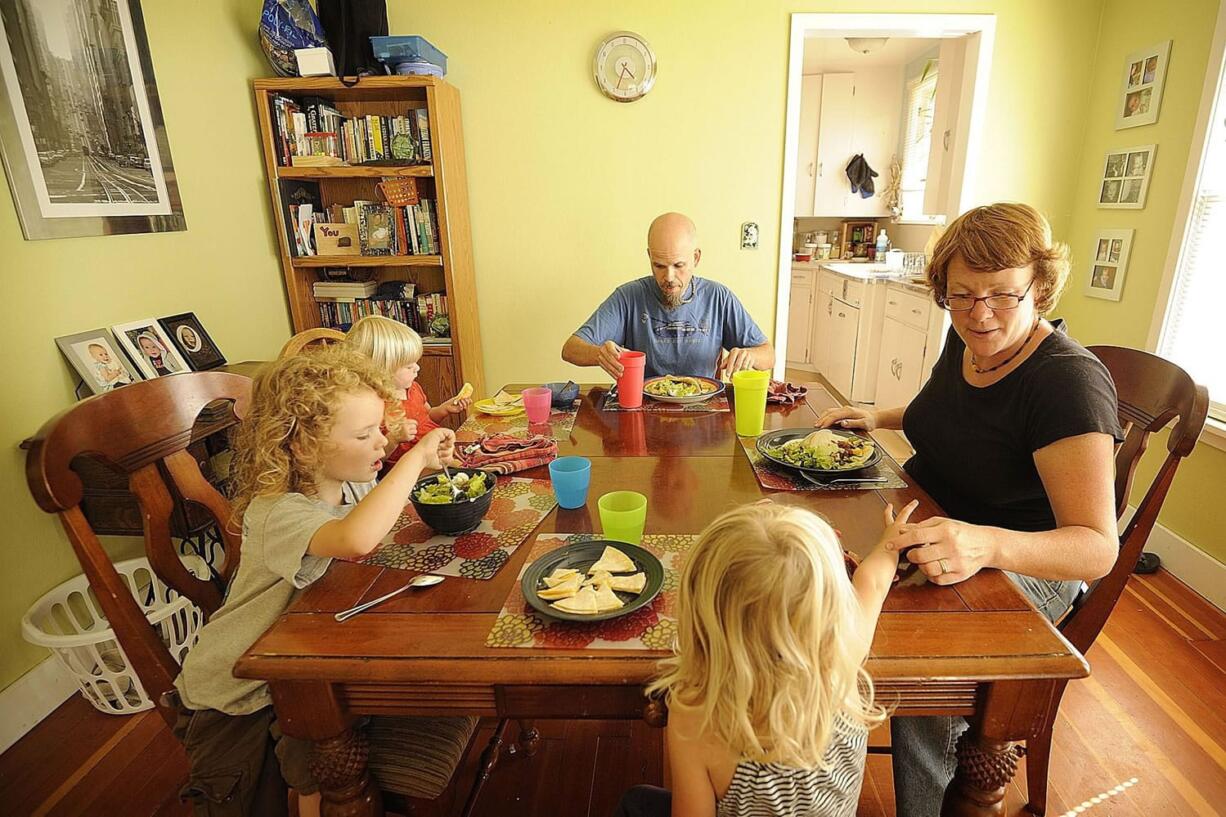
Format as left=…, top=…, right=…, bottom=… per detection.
left=642, top=375, right=725, bottom=405
left=473, top=397, right=524, bottom=416
left=755, top=427, right=882, bottom=475
left=520, top=540, right=664, bottom=622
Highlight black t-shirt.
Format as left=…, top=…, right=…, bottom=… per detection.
left=902, top=321, right=1124, bottom=532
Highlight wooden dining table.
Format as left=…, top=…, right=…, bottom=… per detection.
left=236, top=382, right=1088, bottom=817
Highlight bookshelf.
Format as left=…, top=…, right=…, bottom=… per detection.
left=252, top=76, right=486, bottom=406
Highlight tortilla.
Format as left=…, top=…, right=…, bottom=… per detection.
left=588, top=546, right=636, bottom=574
left=543, top=568, right=580, bottom=588
left=538, top=575, right=582, bottom=600
left=592, top=584, right=625, bottom=613
left=551, top=586, right=600, bottom=614
left=607, top=573, right=646, bottom=594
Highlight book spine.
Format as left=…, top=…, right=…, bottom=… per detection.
left=414, top=109, right=433, bottom=163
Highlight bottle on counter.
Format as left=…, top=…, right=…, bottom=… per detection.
left=876, top=229, right=890, bottom=261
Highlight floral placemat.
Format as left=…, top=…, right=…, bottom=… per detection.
left=485, top=532, right=697, bottom=650
left=457, top=399, right=581, bottom=442
left=351, top=478, right=557, bottom=580
left=599, top=391, right=730, bottom=414
left=738, top=438, right=908, bottom=491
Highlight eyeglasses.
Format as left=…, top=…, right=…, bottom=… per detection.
left=939, top=280, right=1035, bottom=312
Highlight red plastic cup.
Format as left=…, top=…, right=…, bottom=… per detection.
left=616, top=351, right=646, bottom=408
left=522, top=387, right=552, bottom=424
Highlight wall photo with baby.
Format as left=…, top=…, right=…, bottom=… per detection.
left=112, top=319, right=190, bottom=380
left=55, top=329, right=141, bottom=396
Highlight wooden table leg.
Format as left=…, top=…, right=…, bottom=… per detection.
left=941, top=680, right=1055, bottom=817
left=270, top=681, right=383, bottom=817
left=505, top=719, right=541, bottom=758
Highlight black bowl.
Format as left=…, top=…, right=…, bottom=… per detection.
left=408, top=468, right=495, bottom=536
left=544, top=380, right=580, bottom=407
left=755, top=427, right=882, bottom=475
left=521, top=539, right=664, bottom=622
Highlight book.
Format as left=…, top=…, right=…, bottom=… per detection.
left=270, top=94, right=434, bottom=167
left=278, top=180, right=323, bottom=256
left=414, top=109, right=432, bottom=162
left=313, top=222, right=360, bottom=255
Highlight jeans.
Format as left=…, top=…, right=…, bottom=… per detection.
left=613, top=784, right=672, bottom=817
left=890, top=571, right=1082, bottom=817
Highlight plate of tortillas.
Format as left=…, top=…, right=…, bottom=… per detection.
left=521, top=540, right=664, bottom=622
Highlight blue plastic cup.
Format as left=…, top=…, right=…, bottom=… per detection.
left=549, top=456, right=592, bottom=509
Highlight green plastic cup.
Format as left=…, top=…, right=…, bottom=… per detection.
left=598, top=491, right=648, bottom=545
left=732, top=370, right=771, bottom=437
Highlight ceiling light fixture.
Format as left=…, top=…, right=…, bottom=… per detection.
left=846, top=37, right=889, bottom=55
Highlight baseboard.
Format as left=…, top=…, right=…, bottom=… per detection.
left=1122, top=505, right=1226, bottom=613
left=0, top=655, right=77, bottom=755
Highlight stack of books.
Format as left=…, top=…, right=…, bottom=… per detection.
left=270, top=95, right=433, bottom=167
left=312, top=281, right=380, bottom=301
left=279, top=180, right=441, bottom=258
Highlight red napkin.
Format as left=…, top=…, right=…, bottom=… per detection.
left=767, top=380, right=808, bottom=404
left=459, top=433, right=558, bottom=475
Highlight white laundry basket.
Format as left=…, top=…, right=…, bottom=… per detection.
left=21, top=556, right=208, bottom=715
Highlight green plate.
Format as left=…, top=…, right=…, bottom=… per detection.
left=521, top=540, right=664, bottom=623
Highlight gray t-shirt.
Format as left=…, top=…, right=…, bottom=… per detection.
left=574, top=276, right=768, bottom=378
left=175, top=482, right=372, bottom=715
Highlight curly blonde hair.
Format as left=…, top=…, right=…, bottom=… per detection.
left=647, top=503, right=886, bottom=769
left=926, top=202, right=1070, bottom=313
left=228, top=345, right=403, bottom=525
left=345, top=315, right=423, bottom=373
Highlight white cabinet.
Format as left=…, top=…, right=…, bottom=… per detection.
left=786, top=277, right=815, bottom=364
left=795, top=69, right=902, bottom=218
left=923, top=33, right=981, bottom=219
left=793, top=75, right=823, bottom=217
left=811, top=288, right=834, bottom=374
left=875, top=316, right=927, bottom=410
left=826, top=298, right=860, bottom=398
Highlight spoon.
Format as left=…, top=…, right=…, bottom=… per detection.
left=441, top=464, right=465, bottom=501
left=334, top=574, right=445, bottom=622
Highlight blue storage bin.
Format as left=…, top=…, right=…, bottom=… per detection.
left=370, top=36, right=447, bottom=74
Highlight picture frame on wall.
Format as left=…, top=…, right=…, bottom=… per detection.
left=0, top=0, right=187, bottom=240
left=1098, top=144, right=1156, bottom=209
left=112, top=318, right=190, bottom=379
left=1086, top=228, right=1134, bottom=302
left=1115, top=40, right=1171, bottom=130
left=55, top=328, right=140, bottom=396
left=159, top=312, right=226, bottom=370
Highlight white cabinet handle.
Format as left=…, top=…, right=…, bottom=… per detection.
left=808, top=161, right=815, bottom=177
left=911, top=308, right=923, bottom=315
left=888, top=300, right=898, bottom=306
left=837, top=312, right=846, bottom=318
left=943, top=129, right=951, bottom=150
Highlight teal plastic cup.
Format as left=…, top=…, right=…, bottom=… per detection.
left=549, top=456, right=592, bottom=509
left=732, top=370, right=771, bottom=436
left=598, top=490, right=647, bottom=545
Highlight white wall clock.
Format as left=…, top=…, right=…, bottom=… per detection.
left=594, top=31, right=657, bottom=102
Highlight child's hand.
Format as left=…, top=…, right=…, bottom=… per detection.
left=403, top=419, right=419, bottom=441
left=877, top=500, right=919, bottom=549
left=443, top=395, right=471, bottom=415
left=408, top=428, right=457, bottom=471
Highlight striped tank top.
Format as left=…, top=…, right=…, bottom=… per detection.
left=715, top=716, right=868, bottom=817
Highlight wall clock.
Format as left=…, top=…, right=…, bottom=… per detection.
left=594, top=31, right=656, bottom=102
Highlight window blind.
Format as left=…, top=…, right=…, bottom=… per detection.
left=899, top=69, right=938, bottom=219
left=1157, top=70, right=1226, bottom=423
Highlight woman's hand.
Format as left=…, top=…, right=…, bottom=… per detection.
left=814, top=405, right=878, bottom=432
left=885, top=517, right=999, bottom=585
left=407, top=428, right=456, bottom=472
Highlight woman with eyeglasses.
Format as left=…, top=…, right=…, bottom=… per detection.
left=815, top=202, right=1124, bottom=816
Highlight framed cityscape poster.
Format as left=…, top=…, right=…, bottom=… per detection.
left=0, top=0, right=186, bottom=239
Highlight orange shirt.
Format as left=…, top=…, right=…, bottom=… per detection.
left=386, top=383, right=441, bottom=466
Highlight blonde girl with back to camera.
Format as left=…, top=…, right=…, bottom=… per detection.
left=615, top=498, right=916, bottom=817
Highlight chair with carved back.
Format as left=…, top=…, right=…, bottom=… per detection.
left=1024, top=346, right=1209, bottom=815
left=278, top=327, right=346, bottom=358
left=24, top=371, right=507, bottom=816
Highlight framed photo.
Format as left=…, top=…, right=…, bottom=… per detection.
left=0, top=0, right=186, bottom=240
left=1116, top=40, right=1171, bottom=130
left=112, top=318, right=190, bottom=379
left=1098, top=144, right=1155, bottom=209
left=1085, top=229, right=1133, bottom=301
left=159, top=312, right=226, bottom=370
left=55, top=328, right=140, bottom=396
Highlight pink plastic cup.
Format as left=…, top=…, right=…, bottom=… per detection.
left=522, top=387, right=552, bottom=424
left=616, top=351, right=646, bottom=408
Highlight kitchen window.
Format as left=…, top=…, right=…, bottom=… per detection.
left=1153, top=46, right=1226, bottom=426
left=899, top=66, right=939, bottom=222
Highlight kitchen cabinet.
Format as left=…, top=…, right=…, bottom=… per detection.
left=826, top=297, right=860, bottom=398
left=923, top=33, right=982, bottom=219
left=875, top=315, right=927, bottom=411
left=786, top=270, right=815, bottom=365
left=795, top=69, right=902, bottom=218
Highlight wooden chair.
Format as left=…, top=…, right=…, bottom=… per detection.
left=1024, top=346, right=1209, bottom=815
left=24, top=372, right=507, bottom=817
left=278, top=327, right=346, bottom=358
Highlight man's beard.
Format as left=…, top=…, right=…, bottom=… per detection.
left=661, top=288, right=684, bottom=309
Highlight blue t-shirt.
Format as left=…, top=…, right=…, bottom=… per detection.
left=574, top=276, right=768, bottom=378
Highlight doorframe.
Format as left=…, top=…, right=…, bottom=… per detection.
left=773, top=13, right=997, bottom=378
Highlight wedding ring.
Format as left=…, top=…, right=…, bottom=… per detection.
left=939, top=558, right=952, bottom=575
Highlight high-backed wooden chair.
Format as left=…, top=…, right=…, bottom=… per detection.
left=1024, top=346, right=1209, bottom=815
left=278, top=327, right=346, bottom=358
left=25, top=372, right=506, bottom=816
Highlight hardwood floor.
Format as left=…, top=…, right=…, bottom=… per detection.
left=1, top=569, right=1222, bottom=816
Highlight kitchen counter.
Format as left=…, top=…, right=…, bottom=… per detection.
left=792, top=260, right=929, bottom=291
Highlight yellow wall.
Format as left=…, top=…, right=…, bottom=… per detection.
left=1056, top=0, right=1224, bottom=563
left=8, top=0, right=1218, bottom=694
